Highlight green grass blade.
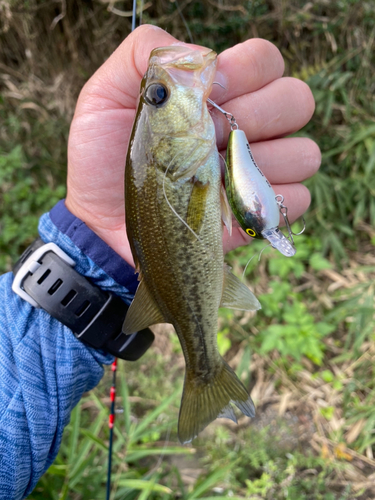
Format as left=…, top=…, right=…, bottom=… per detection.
left=129, top=388, right=180, bottom=443
left=116, top=479, right=172, bottom=494
left=67, top=402, right=81, bottom=465
left=187, top=464, right=232, bottom=500
left=80, top=429, right=108, bottom=452
left=126, top=446, right=192, bottom=462
left=118, top=361, right=132, bottom=435
left=69, top=408, right=107, bottom=481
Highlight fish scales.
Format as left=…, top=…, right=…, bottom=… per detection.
left=123, top=46, right=261, bottom=443
left=130, top=142, right=222, bottom=375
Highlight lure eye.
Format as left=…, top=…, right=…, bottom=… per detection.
left=144, top=83, right=169, bottom=107
left=246, top=228, right=257, bottom=237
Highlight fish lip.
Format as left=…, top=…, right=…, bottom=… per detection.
left=150, top=45, right=216, bottom=69
left=147, top=46, right=217, bottom=99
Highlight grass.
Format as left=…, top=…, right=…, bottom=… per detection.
left=1, top=0, right=375, bottom=498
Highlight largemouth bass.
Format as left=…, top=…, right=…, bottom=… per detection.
left=123, top=46, right=260, bottom=443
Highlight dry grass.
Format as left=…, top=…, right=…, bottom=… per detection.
left=2, top=0, right=375, bottom=497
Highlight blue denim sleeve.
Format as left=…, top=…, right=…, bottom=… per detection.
left=0, top=201, right=138, bottom=499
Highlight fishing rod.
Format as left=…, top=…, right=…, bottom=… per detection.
left=105, top=358, right=117, bottom=500
left=105, top=1, right=192, bottom=496
left=105, top=4, right=138, bottom=496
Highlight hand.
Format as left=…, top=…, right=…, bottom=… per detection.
left=66, top=25, right=319, bottom=265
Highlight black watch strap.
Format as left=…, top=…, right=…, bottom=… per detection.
left=12, top=238, right=154, bottom=361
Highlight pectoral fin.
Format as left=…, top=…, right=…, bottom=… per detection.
left=220, top=184, right=232, bottom=236
left=122, top=279, right=166, bottom=334
left=220, top=264, right=261, bottom=311
left=186, top=179, right=210, bottom=239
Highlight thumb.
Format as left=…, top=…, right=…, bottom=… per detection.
left=78, top=25, right=185, bottom=111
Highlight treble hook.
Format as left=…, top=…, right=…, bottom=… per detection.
left=275, top=194, right=306, bottom=245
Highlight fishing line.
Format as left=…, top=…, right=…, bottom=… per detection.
left=207, top=98, right=238, bottom=130
left=162, top=158, right=222, bottom=264
left=174, top=0, right=194, bottom=43
left=131, top=0, right=137, bottom=31
left=162, top=152, right=203, bottom=244
left=242, top=243, right=271, bottom=278
left=149, top=424, right=172, bottom=474
left=218, top=150, right=227, bottom=172
left=212, top=81, right=226, bottom=90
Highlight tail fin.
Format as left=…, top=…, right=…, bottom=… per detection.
left=178, top=360, right=255, bottom=444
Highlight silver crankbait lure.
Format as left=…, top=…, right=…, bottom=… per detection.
left=208, top=98, right=304, bottom=257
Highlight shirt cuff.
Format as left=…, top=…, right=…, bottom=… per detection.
left=38, top=199, right=138, bottom=302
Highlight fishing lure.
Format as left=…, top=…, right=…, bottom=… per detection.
left=208, top=99, right=304, bottom=257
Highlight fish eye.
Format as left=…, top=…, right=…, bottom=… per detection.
left=144, top=83, right=169, bottom=107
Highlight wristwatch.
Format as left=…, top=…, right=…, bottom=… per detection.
left=12, top=238, right=154, bottom=361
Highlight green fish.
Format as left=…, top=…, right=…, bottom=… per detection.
left=123, top=46, right=261, bottom=443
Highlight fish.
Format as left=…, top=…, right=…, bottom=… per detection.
left=225, top=129, right=296, bottom=257
left=123, top=45, right=261, bottom=444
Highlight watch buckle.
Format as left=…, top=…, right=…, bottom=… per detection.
left=12, top=242, right=76, bottom=307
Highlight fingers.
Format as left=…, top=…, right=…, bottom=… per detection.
left=210, top=38, right=285, bottom=103
left=78, top=29, right=286, bottom=115
left=214, top=77, right=315, bottom=148
left=78, top=25, right=313, bottom=154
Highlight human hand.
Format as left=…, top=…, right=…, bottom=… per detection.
left=66, top=25, right=319, bottom=266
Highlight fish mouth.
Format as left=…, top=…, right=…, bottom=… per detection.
left=150, top=45, right=216, bottom=69
left=148, top=46, right=217, bottom=96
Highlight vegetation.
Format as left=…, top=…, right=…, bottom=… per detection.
left=1, top=0, right=375, bottom=498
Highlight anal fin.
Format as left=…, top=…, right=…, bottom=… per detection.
left=220, top=264, right=261, bottom=311
left=122, top=279, right=166, bottom=334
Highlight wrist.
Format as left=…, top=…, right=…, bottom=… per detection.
left=22, top=201, right=155, bottom=360
left=41, top=200, right=138, bottom=299
left=65, top=195, right=135, bottom=267
left=12, top=237, right=153, bottom=361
